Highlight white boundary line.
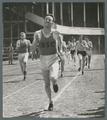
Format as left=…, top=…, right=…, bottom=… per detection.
left=3, top=60, right=40, bottom=73
left=3, top=80, right=40, bottom=100
left=3, top=70, right=41, bottom=82
left=53, top=73, right=79, bottom=103
left=44, top=72, right=80, bottom=109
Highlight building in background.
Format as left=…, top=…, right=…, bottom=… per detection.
left=3, top=2, right=104, bottom=55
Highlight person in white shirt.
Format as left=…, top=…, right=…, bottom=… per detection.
left=16, top=32, right=31, bottom=80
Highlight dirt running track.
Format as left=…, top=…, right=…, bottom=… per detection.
left=3, top=55, right=105, bottom=118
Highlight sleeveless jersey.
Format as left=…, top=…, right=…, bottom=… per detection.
left=76, top=40, right=87, bottom=51
left=87, top=41, right=93, bottom=51
left=39, top=31, right=57, bottom=55
left=70, top=42, right=76, bottom=50
left=16, top=39, right=30, bottom=53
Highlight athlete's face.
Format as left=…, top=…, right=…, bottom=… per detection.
left=85, top=37, right=89, bottom=42
left=44, top=16, right=54, bottom=27
left=79, top=35, right=83, bottom=42
left=20, top=33, right=26, bottom=40
left=73, top=38, right=76, bottom=42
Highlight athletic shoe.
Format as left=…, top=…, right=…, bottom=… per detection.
left=61, top=73, right=63, bottom=77
left=23, top=76, right=26, bottom=80
left=88, top=65, right=90, bottom=69
left=23, top=71, right=27, bottom=80
left=82, top=71, right=84, bottom=75
left=74, top=63, right=76, bottom=67
left=48, top=101, right=53, bottom=111
left=53, top=83, right=59, bottom=93
left=78, top=67, right=81, bottom=71
left=85, top=61, right=87, bottom=66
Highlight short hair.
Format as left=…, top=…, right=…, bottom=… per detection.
left=84, top=36, right=88, bottom=39
left=20, top=32, right=26, bottom=38
left=45, top=13, right=55, bottom=22
left=20, top=32, right=26, bottom=35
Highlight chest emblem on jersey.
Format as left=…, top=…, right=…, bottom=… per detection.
left=40, top=41, right=55, bottom=48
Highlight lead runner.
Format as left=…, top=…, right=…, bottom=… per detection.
left=32, top=14, right=63, bottom=111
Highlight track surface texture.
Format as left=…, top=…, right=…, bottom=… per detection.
left=3, top=55, right=105, bottom=118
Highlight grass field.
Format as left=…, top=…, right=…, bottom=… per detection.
left=3, top=55, right=105, bottom=118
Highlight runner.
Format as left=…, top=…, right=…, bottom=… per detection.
left=85, top=36, right=93, bottom=69
left=76, top=35, right=88, bottom=75
left=66, top=41, right=71, bottom=64
left=70, top=37, right=77, bottom=66
left=32, top=14, right=63, bottom=111
left=16, top=32, right=31, bottom=80
left=60, top=39, right=67, bottom=77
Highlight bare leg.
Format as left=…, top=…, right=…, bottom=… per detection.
left=43, top=70, right=52, bottom=103
left=50, top=61, right=59, bottom=92
left=61, top=58, right=65, bottom=77
left=19, top=60, right=24, bottom=74
left=88, top=55, right=91, bottom=68
left=82, top=56, right=85, bottom=75
left=78, top=54, right=82, bottom=71
left=23, top=62, right=27, bottom=80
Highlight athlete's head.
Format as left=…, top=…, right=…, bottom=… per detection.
left=20, top=32, right=26, bottom=39
left=72, top=37, right=76, bottom=42
left=79, top=35, right=83, bottom=42
left=84, top=36, right=89, bottom=42
left=68, top=41, right=71, bottom=44
left=44, top=14, right=55, bottom=28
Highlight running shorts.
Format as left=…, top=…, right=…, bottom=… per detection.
left=77, top=50, right=86, bottom=57
left=70, top=50, right=76, bottom=55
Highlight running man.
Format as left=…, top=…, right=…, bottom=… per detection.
left=76, top=35, right=88, bottom=75
left=32, top=14, right=63, bottom=111
left=85, top=36, right=93, bottom=69
left=66, top=41, right=71, bottom=64
left=16, top=32, right=31, bottom=80
left=70, top=37, right=77, bottom=65
left=59, top=39, right=67, bottom=77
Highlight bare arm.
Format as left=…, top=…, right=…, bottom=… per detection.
left=31, top=31, right=40, bottom=53
left=16, top=40, right=20, bottom=53
left=28, top=40, right=31, bottom=53
left=90, top=41, right=93, bottom=49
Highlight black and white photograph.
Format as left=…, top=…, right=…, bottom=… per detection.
left=2, top=0, right=105, bottom=118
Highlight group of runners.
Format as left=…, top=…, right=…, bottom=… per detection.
left=66, top=35, right=93, bottom=75
left=15, top=14, right=93, bottom=111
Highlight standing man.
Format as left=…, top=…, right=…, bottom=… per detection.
left=8, top=43, right=14, bottom=65
left=85, top=36, right=93, bottom=68
left=16, top=32, right=31, bottom=80
left=32, top=14, right=62, bottom=111
left=76, top=35, right=88, bottom=75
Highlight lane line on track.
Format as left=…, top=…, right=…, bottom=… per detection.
left=3, top=60, right=40, bottom=73
left=45, top=72, right=79, bottom=110
left=3, top=80, right=40, bottom=100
